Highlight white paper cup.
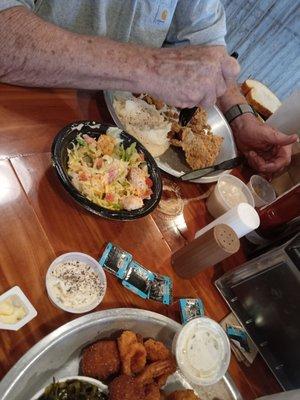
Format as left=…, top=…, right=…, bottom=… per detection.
left=173, top=317, right=231, bottom=386
left=247, top=175, right=276, bottom=207
left=46, top=252, right=107, bottom=314
left=206, top=174, right=255, bottom=218
left=196, top=203, right=260, bottom=239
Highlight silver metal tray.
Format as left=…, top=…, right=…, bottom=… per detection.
left=104, top=91, right=237, bottom=184
left=0, top=308, right=243, bottom=400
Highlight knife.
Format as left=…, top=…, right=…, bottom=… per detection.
left=180, top=156, right=243, bottom=181
left=179, top=52, right=239, bottom=126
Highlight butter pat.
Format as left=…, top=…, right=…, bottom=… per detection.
left=0, top=286, right=37, bottom=331
left=0, top=297, right=27, bottom=324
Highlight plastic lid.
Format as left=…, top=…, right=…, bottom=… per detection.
left=174, top=317, right=231, bottom=386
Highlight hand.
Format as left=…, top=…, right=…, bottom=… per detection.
left=231, top=113, right=298, bottom=176
left=144, top=46, right=240, bottom=109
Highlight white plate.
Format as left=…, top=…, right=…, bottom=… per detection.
left=0, top=286, right=37, bottom=331
left=104, top=91, right=237, bottom=183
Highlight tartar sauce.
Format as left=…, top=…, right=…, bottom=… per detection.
left=175, top=318, right=230, bottom=385
left=48, top=261, right=104, bottom=309
left=219, top=180, right=248, bottom=207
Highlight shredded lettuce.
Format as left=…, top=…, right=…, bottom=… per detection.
left=67, top=133, right=151, bottom=211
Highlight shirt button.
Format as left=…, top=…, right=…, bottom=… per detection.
left=161, top=9, right=168, bottom=21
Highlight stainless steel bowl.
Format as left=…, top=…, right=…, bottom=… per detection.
left=104, top=91, right=238, bottom=183
left=0, top=308, right=242, bottom=400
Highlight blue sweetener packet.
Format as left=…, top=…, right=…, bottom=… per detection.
left=149, top=273, right=173, bottom=305
left=99, top=242, right=132, bottom=279
left=179, top=298, right=205, bottom=325
left=226, top=325, right=250, bottom=353
left=122, top=260, right=155, bottom=299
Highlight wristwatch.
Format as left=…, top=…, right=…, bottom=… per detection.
left=224, top=104, right=256, bottom=124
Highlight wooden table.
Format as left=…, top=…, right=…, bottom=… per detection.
left=0, top=83, right=281, bottom=399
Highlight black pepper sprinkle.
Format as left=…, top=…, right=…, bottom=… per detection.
left=50, top=260, right=104, bottom=308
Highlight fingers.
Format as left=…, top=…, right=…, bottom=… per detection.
left=221, top=56, right=240, bottom=81
left=247, top=145, right=292, bottom=174
left=216, top=77, right=227, bottom=98
left=263, top=126, right=298, bottom=146
left=199, top=90, right=216, bottom=109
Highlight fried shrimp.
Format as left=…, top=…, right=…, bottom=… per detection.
left=118, top=330, right=147, bottom=375
left=144, top=339, right=172, bottom=362
left=136, top=359, right=177, bottom=387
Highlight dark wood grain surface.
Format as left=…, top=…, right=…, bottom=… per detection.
left=0, top=83, right=281, bottom=399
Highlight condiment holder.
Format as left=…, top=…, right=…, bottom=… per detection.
left=172, top=224, right=240, bottom=278
left=46, top=252, right=107, bottom=314
left=0, top=286, right=37, bottom=331
left=195, top=203, right=260, bottom=239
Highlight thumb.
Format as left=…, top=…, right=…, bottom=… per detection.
left=264, top=127, right=298, bottom=146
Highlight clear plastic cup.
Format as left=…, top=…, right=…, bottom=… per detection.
left=206, top=174, right=254, bottom=218
left=173, top=317, right=231, bottom=386
left=247, top=175, right=276, bottom=207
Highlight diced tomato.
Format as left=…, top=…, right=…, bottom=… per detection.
left=105, top=193, right=114, bottom=202
left=145, top=177, right=153, bottom=188
left=95, top=158, right=103, bottom=169
left=79, top=172, right=89, bottom=181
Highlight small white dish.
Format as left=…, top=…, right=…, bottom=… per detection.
left=46, top=252, right=107, bottom=314
left=0, top=286, right=37, bottom=331
left=30, top=375, right=108, bottom=400
left=247, top=175, right=276, bottom=207
left=206, top=174, right=255, bottom=218
left=173, top=317, right=231, bottom=386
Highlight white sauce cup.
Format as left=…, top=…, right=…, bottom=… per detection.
left=206, top=174, right=254, bottom=218
left=46, top=252, right=107, bottom=314
left=173, top=317, right=231, bottom=386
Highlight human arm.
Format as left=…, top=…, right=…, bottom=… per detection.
left=0, top=6, right=239, bottom=108
left=217, top=82, right=298, bottom=174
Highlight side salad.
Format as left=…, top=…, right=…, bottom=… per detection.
left=67, top=132, right=153, bottom=211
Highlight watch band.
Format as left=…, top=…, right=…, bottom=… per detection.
left=224, top=104, right=255, bottom=124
